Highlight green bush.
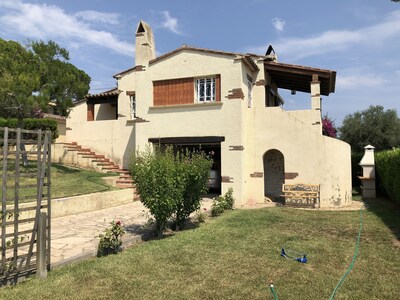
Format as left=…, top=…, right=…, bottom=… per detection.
left=0, top=118, right=58, bottom=141
left=97, top=220, right=125, bottom=257
left=211, top=188, right=235, bottom=217
left=130, top=146, right=212, bottom=236
left=176, top=150, right=212, bottom=229
left=375, top=148, right=400, bottom=204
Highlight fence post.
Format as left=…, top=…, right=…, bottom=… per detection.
left=37, top=212, right=47, bottom=279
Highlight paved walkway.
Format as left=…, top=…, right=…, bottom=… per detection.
left=51, top=199, right=214, bottom=267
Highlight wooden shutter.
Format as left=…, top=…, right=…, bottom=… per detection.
left=87, top=103, right=94, bottom=121
left=216, top=74, right=221, bottom=102
left=153, top=77, right=194, bottom=106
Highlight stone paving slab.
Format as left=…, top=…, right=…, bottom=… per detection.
left=51, top=201, right=149, bottom=267
left=51, top=198, right=214, bottom=268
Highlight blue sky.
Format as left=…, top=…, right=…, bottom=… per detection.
left=1, top=0, right=399, bottom=126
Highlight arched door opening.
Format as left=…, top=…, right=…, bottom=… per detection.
left=263, top=149, right=285, bottom=201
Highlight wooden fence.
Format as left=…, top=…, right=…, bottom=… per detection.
left=0, top=127, right=51, bottom=285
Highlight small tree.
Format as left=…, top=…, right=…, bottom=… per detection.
left=130, top=146, right=212, bottom=236
left=339, top=105, right=400, bottom=152
left=175, top=151, right=212, bottom=229
left=130, top=147, right=180, bottom=237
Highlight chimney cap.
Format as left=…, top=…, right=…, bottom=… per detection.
left=364, top=145, right=375, bottom=150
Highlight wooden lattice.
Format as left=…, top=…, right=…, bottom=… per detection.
left=0, top=127, right=51, bottom=285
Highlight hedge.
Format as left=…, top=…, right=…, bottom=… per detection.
left=0, top=118, right=59, bottom=142
left=375, top=148, right=400, bottom=204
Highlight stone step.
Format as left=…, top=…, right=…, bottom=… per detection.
left=119, top=174, right=131, bottom=179
left=117, top=179, right=133, bottom=184
left=116, top=184, right=135, bottom=188
left=92, top=158, right=110, bottom=162
left=81, top=155, right=96, bottom=158
left=97, top=162, right=115, bottom=166
left=77, top=151, right=95, bottom=155
left=102, top=165, right=120, bottom=170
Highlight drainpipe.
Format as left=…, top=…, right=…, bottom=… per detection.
left=359, top=145, right=376, bottom=199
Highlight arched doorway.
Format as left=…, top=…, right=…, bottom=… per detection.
left=263, top=149, right=285, bottom=200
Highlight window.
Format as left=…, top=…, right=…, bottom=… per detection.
left=195, top=77, right=216, bottom=102
left=130, top=95, right=136, bottom=118
left=247, top=74, right=253, bottom=107
left=153, top=75, right=220, bottom=106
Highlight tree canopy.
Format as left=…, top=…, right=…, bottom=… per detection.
left=0, top=39, right=90, bottom=119
left=339, top=105, right=400, bottom=152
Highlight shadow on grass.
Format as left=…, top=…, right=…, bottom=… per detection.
left=52, top=163, right=82, bottom=174
left=365, top=196, right=400, bottom=241
left=125, top=217, right=202, bottom=242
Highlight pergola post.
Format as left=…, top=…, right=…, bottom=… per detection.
left=310, top=74, right=321, bottom=111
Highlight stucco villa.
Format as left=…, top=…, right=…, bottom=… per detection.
left=57, top=21, right=351, bottom=208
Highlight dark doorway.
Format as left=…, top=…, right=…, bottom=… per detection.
left=149, top=137, right=223, bottom=194
left=263, top=149, right=285, bottom=200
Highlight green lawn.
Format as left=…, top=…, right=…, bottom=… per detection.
left=0, top=198, right=399, bottom=299
left=1, top=162, right=119, bottom=203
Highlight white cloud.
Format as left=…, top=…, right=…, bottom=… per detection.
left=272, top=17, right=285, bottom=32
left=246, top=10, right=400, bottom=60
left=336, top=74, right=387, bottom=90
left=160, top=11, right=182, bottom=35
left=75, top=10, right=120, bottom=25
left=0, top=0, right=132, bottom=56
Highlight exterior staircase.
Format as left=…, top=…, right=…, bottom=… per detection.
left=60, top=142, right=134, bottom=188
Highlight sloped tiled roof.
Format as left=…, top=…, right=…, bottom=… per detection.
left=85, top=88, right=120, bottom=99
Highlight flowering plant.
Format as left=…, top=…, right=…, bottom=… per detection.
left=97, top=220, right=125, bottom=257
left=322, top=115, right=337, bottom=138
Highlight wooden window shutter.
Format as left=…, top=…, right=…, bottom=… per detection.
left=87, top=103, right=94, bottom=121
left=216, top=74, right=221, bottom=102
left=153, top=77, right=194, bottom=106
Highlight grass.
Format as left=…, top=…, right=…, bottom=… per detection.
left=1, top=161, right=119, bottom=203
left=0, top=197, right=399, bottom=299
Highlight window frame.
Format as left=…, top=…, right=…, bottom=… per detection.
left=129, top=95, right=136, bottom=119
left=195, top=76, right=216, bottom=102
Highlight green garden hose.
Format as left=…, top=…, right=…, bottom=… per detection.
left=269, top=282, right=278, bottom=300
left=328, top=204, right=365, bottom=300
left=268, top=204, right=365, bottom=300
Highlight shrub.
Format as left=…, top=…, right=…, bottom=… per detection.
left=211, top=188, right=235, bottom=217
left=175, top=150, right=212, bottom=229
left=195, top=208, right=208, bottom=223
left=322, top=115, right=337, bottom=138
left=0, top=118, right=58, bottom=141
left=375, top=148, right=400, bottom=204
left=97, top=220, right=125, bottom=257
left=130, top=146, right=212, bottom=236
left=130, top=147, right=180, bottom=237
left=223, top=188, right=235, bottom=210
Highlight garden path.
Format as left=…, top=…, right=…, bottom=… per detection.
left=51, top=199, right=213, bottom=268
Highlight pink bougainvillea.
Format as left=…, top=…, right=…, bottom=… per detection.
left=322, top=115, right=337, bottom=138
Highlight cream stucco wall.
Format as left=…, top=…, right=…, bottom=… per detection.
left=133, top=50, right=248, bottom=200
left=63, top=38, right=351, bottom=208
left=245, top=106, right=352, bottom=207
left=65, top=101, right=135, bottom=168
